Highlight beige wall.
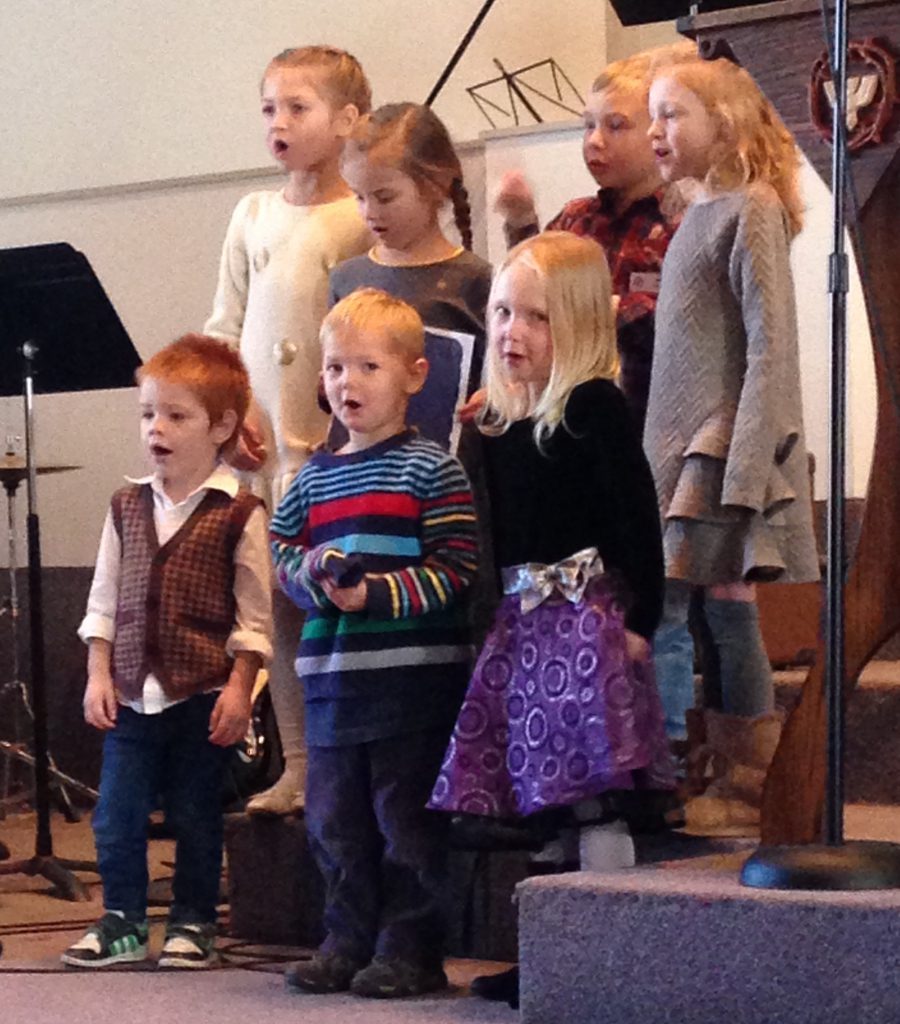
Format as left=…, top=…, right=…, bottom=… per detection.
left=0, top=0, right=609, bottom=200
left=0, top=169, right=280, bottom=566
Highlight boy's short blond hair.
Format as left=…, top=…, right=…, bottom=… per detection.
left=591, top=51, right=654, bottom=94
left=321, top=288, right=425, bottom=362
left=136, top=334, right=250, bottom=454
left=264, top=45, right=372, bottom=114
left=591, top=43, right=695, bottom=95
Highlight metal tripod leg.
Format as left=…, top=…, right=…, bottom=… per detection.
left=0, top=854, right=93, bottom=900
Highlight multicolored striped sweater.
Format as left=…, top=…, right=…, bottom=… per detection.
left=270, top=430, right=478, bottom=745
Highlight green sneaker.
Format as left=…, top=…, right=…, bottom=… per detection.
left=61, top=912, right=149, bottom=968
left=158, top=922, right=217, bottom=969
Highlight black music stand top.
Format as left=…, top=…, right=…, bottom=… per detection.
left=0, top=243, right=141, bottom=398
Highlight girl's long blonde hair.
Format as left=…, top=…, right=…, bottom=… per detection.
left=651, top=48, right=803, bottom=236
left=480, top=232, right=619, bottom=448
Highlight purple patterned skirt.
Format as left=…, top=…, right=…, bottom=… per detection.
left=429, top=576, right=674, bottom=819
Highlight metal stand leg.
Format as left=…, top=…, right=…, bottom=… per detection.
left=1, top=456, right=97, bottom=821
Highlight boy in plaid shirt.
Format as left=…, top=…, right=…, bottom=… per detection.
left=497, top=49, right=679, bottom=434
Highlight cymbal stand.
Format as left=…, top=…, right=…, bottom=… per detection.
left=0, top=443, right=97, bottom=820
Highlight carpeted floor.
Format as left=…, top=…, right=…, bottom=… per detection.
left=2, top=966, right=517, bottom=1023
left=0, top=811, right=516, bottom=1021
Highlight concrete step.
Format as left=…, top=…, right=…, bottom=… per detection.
left=775, top=661, right=900, bottom=805
left=517, top=853, right=900, bottom=1024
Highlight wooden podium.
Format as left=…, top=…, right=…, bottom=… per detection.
left=680, top=0, right=900, bottom=844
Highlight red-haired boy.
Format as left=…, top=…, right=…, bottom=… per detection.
left=63, top=335, right=272, bottom=970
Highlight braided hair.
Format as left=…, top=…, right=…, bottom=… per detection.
left=449, top=177, right=473, bottom=251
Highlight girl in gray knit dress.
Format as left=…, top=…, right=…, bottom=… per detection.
left=644, top=50, right=819, bottom=833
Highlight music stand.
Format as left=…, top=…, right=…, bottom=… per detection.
left=0, top=243, right=141, bottom=900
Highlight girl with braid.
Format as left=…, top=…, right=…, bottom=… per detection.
left=331, top=102, right=491, bottom=411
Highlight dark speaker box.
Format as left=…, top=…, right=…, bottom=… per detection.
left=224, top=811, right=529, bottom=960
left=224, top=813, right=325, bottom=947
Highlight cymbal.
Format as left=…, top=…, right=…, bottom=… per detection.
left=0, top=455, right=82, bottom=486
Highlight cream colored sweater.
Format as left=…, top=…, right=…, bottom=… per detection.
left=205, top=191, right=371, bottom=505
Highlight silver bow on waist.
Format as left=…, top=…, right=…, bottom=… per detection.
left=501, top=547, right=605, bottom=614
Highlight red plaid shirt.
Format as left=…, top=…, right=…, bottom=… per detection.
left=507, top=189, right=679, bottom=431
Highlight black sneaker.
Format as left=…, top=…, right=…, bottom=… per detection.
left=285, top=951, right=366, bottom=994
left=350, top=956, right=448, bottom=998
left=470, top=965, right=519, bottom=1008
left=61, top=912, right=149, bottom=968
left=158, top=922, right=217, bottom=969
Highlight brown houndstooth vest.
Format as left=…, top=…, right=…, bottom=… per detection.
left=110, top=484, right=261, bottom=702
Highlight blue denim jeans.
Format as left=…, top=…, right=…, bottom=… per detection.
left=305, top=729, right=450, bottom=966
left=92, top=693, right=229, bottom=923
left=703, top=597, right=775, bottom=716
left=652, top=580, right=696, bottom=741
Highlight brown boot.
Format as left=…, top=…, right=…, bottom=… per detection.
left=670, top=707, right=710, bottom=801
left=682, top=709, right=782, bottom=837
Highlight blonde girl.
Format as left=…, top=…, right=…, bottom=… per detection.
left=645, top=52, right=818, bottom=832
left=430, top=231, right=673, bottom=1008
left=431, top=231, right=672, bottom=843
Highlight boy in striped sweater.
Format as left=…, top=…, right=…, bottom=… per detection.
left=270, top=288, right=478, bottom=999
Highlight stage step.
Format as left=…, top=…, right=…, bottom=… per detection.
left=775, top=660, right=900, bottom=804
left=222, top=813, right=747, bottom=959
left=517, top=857, right=900, bottom=1024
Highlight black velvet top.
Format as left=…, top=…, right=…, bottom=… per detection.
left=482, top=378, right=664, bottom=639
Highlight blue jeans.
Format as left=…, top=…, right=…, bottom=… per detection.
left=652, top=580, right=695, bottom=741
left=305, top=729, right=450, bottom=966
left=92, top=693, right=229, bottom=923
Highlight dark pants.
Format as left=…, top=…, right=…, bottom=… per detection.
left=92, top=693, right=229, bottom=923
left=306, top=729, right=450, bottom=966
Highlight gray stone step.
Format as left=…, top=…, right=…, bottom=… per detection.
left=518, top=859, right=900, bottom=1024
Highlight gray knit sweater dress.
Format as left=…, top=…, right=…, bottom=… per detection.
left=643, top=182, right=819, bottom=585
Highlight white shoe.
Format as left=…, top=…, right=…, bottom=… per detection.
left=578, top=819, right=636, bottom=871
left=245, top=775, right=303, bottom=816
left=158, top=922, right=217, bottom=969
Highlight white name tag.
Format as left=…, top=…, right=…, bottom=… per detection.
left=629, top=271, right=661, bottom=295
